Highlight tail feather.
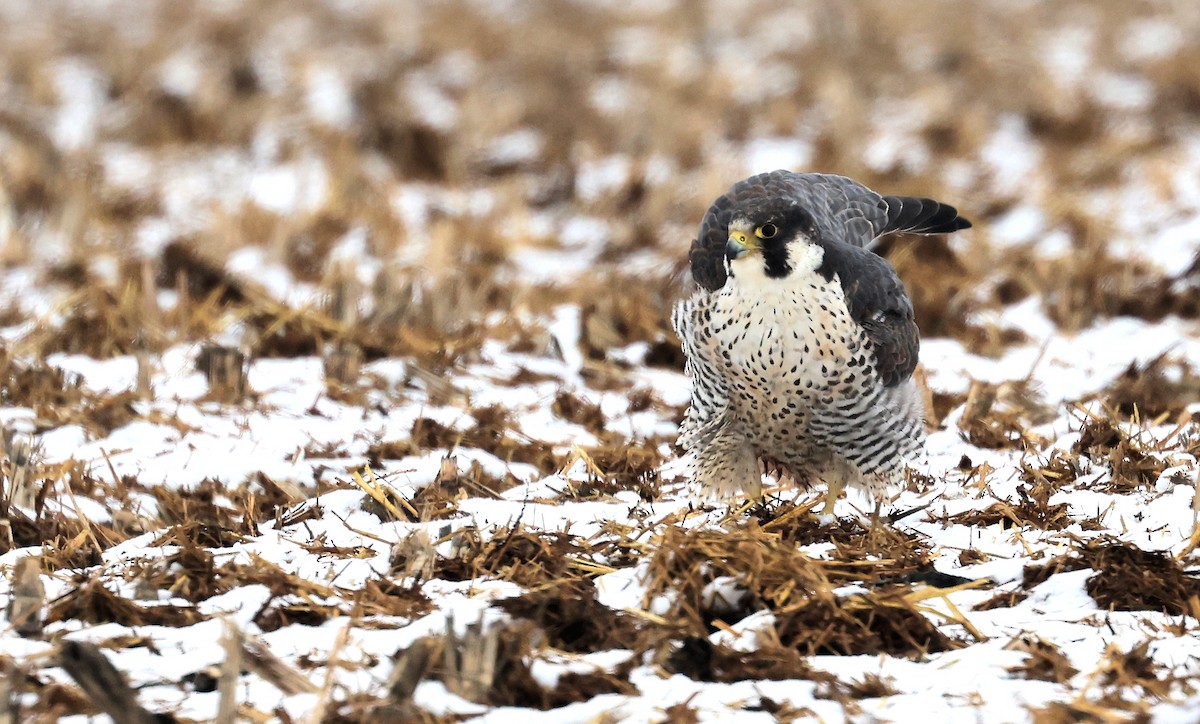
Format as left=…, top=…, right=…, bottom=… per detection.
left=881, top=196, right=972, bottom=236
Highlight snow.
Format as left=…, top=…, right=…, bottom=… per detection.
left=480, top=129, right=544, bottom=169
left=576, top=156, right=633, bottom=202
left=989, top=205, right=1047, bottom=246
left=158, top=50, right=204, bottom=99
left=4, top=2, right=1200, bottom=721
left=51, top=58, right=107, bottom=152
left=1040, top=24, right=1096, bottom=89
left=305, top=64, right=356, bottom=129
left=247, top=159, right=330, bottom=215
left=980, top=116, right=1042, bottom=198
left=403, top=71, right=461, bottom=130
left=744, top=138, right=813, bottom=177
left=10, top=272, right=1200, bottom=724
left=1120, top=18, right=1187, bottom=62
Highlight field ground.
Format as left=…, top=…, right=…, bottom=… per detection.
left=3, top=0, right=1200, bottom=721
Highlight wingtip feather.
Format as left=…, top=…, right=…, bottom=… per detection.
left=882, top=195, right=972, bottom=236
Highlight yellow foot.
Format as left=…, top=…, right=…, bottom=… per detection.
left=821, top=478, right=845, bottom=516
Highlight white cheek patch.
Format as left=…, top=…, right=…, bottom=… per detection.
left=729, top=242, right=824, bottom=286
left=788, top=241, right=824, bottom=274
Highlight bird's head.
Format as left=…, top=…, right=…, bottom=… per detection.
left=724, top=200, right=821, bottom=280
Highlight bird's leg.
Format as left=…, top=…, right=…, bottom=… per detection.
left=821, top=477, right=844, bottom=516
left=692, top=408, right=761, bottom=500
left=869, top=497, right=883, bottom=534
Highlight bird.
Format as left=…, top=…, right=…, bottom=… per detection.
left=672, top=170, right=971, bottom=514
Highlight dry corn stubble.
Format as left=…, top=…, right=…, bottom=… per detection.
left=3, top=0, right=1200, bottom=720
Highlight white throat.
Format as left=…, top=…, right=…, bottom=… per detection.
left=727, top=242, right=825, bottom=291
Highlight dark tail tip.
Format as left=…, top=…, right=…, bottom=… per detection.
left=883, top=196, right=972, bottom=236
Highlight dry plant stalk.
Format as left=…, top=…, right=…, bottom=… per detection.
left=408, top=364, right=468, bottom=407
left=353, top=466, right=418, bottom=521
left=255, top=473, right=306, bottom=506
left=435, top=456, right=458, bottom=487
left=324, top=263, right=359, bottom=326
left=56, top=640, right=160, bottom=724
left=135, top=346, right=153, bottom=400
left=1004, top=635, right=1079, bottom=683
left=1175, top=468, right=1200, bottom=559
left=6, top=556, right=44, bottom=638
left=241, top=634, right=318, bottom=696
left=1193, top=465, right=1200, bottom=541
left=0, top=657, right=16, bottom=724
left=134, top=260, right=159, bottom=402
left=0, top=181, right=14, bottom=256
left=306, top=619, right=352, bottom=724
left=198, top=344, right=249, bottom=402
left=441, top=617, right=501, bottom=703
left=392, top=529, right=437, bottom=580
left=3, top=434, right=37, bottom=510
left=386, top=637, right=439, bottom=706
left=3, top=0, right=1200, bottom=718
left=323, top=343, right=362, bottom=385
left=215, top=619, right=242, bottom=724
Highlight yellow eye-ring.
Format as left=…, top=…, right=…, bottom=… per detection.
left=755, top=223, right=779, bottom=239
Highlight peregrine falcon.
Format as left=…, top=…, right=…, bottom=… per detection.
left=673, top=170, right=971, bottom=512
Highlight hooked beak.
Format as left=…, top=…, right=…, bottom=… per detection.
left=725, top=230, right=757, bottom=261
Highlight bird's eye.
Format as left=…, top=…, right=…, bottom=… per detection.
left=755, top=223, right=779, bottom=239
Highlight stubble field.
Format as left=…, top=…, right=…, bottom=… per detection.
left=2, top=1, right=1200, bottom=721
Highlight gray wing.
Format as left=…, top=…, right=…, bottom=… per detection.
left=876, top=193, right=972, bottom=244
left=819, top=242, right=919, bottom=387
left=689, top=170, right=971, bottom=291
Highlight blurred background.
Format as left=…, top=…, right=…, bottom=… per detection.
left=3, top=6, right=1200, bottom=718
left=1, top=0, right=1199, bottom=368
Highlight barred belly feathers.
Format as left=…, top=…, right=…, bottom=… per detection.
left=673, top=171, right=971, bottom=511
